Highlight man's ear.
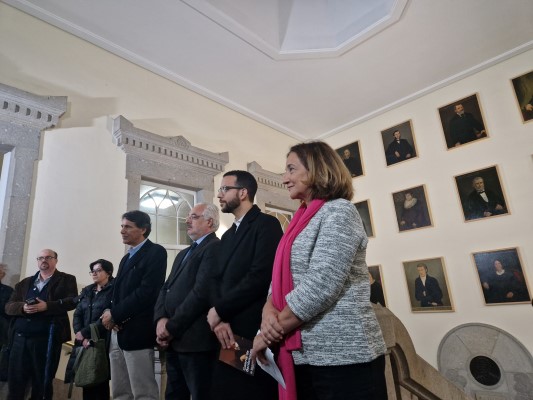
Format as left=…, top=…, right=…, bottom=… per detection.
left=239, top=188, right=248, bottom=201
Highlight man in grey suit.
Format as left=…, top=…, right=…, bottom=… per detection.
left=154, top=203, right=220, bottom=400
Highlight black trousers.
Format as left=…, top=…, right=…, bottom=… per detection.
left=7, top=333, right=61, bottom=400
left=211, top=359, right=278, bottom=400
left=82, top=381, right=110, bottom=400
left=295, top=355, right=387, bottom=400
left=165, top=349, right=217, bottom=400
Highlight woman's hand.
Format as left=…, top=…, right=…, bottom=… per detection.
left=261, top=298, right=284, bottom=343
left=74, top=331, right=84, bottom=342
left=251, top=334, right=269, bottom=365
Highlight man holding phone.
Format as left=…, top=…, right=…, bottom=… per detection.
left=5, top=248, right=77, bottom=400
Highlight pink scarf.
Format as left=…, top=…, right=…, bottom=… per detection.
left=271, top=199, right=326, bottom=400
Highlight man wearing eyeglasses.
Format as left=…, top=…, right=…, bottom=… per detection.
left=208, top=170, right=283, bottom=400
left=154, top=203, right=220, bottom=400
left=5, top=248, right=77, bottom=400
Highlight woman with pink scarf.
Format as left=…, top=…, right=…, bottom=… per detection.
left=253, top=141, right=387, bottom=400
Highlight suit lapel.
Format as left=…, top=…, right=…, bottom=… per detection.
left=166, top=233, right=216, bottom=287
left=115, top=240, right=151, bottom=282
left=165, top=249, right=189, bottom=287
left=219, top=206, right=258, bottom=270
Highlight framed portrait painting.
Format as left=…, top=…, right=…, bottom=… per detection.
left=472, top=248, right=531, bottom=305
left=354, top=200, right=375, bottom=238
left=511, top=69, right=533, bottom=123
left=368, top=265, right=386, bottom=307
left=336, top=141, right=364, bottom=178
left=380, top=120, right=418, bottom=167
left=454, top=165, right=509, bottom=222
left=402, top=257, right=454, bottom=312
left=438, top=93, right=488, bottom=149
left=392, top=185, right=432, bottom=232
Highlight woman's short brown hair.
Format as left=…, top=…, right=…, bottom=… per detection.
left=288, top=141, right=354, bottom=201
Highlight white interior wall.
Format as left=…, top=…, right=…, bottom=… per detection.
left=1, top=2, right=532, bottom=371
left=0, top=4, right=295, bottom=287
left=328, top=49, right=533, bottom=366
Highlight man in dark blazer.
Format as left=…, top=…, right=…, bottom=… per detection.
left=208, top=170, right=283, bottom=400
left=414, top=263, right=443, bottom=307
left=154, top=203, right=220, bottom=400
left=465, top=176, right=506, bottom=220
left=101, top=210, right=167, bottom=400
left=385, top=130, right=414, bottom=165
left=5, top=249, right=77, bottom=400
left=449, top=103, right=486, bottom=146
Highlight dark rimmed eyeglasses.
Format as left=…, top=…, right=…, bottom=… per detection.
left=218, top=186, right=244, bottom=193
left=89, top=268, right=104, bottom=275
left=36, top=256, right=56, bottom=262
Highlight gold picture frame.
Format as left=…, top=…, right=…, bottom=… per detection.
left=402, top=257, right=454, bottom=313
left=511, top=69, right=533, bottom=123
left=472, top=247, right=531, bottom=305
left=392, top=184, right=433, bottom=232
left=368, top=265, right=387, bottom=307
left=380, top=119, right=419, bottom=167
left=454, top=165, right=509, bottom=222
left=336, top=141, right=364, bottom=178
left=354, top=199, right=375, bottom=238
left=438, top=93, right=489, bottom=149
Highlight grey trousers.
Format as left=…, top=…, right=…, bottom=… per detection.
left=109, top=331, right=159, bottom=400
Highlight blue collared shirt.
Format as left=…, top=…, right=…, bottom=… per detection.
left=194, top=232, right=211, bottom=246
left=128, top=238, right=148, bottom=259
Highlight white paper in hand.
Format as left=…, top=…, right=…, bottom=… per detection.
left=257, top=348, right=286, bottom=389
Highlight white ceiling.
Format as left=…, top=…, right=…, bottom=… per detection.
left=4, top=0, right=533, bottom=140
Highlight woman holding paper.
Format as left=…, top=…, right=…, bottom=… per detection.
left=253, top=141, right=387, bottom=400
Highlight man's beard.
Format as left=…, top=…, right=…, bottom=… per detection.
left=221, top=197, right=240, bottom=214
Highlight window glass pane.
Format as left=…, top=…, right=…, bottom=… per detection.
left=140, top=184, right=156, bottom=198
left=178, top=219, right=192, bottom=246
left=158, top=191, right=178, bottom=217
left=177, top=202, right=192, bottom=245
left=139, top=182, right=196, bottom=249
left=157, top=216, right=177, bottom=244
left=265, top=207, right=293, bottom=232
left=139, top=195, right=157, bottom=214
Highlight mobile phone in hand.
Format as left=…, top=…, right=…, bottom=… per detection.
left=25, top=297, right=38, bottom=305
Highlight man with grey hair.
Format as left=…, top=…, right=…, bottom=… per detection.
left=466, top=176, right=506, bottom=220
left=154, top=203, right=221, bottom=400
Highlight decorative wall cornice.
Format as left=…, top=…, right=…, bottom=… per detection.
left=247, top=161, right=298, bottom=211
left=0, top=83, right=67, bottom=130
left=110, top=115, right=228, bottom=176
left=247, top=161, right=285, bottom=190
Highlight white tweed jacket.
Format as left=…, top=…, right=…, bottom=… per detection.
left=285, top=198, right=386, bottom=365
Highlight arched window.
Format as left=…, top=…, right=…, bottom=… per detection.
left=265, top=206, right=293, bottom=232
left=139, top=183, right=195, bottom=246
left=110, top=116, right=229, bottom=275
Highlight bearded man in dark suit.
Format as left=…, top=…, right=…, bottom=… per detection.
left=208, top=170, right=283, bottom=400
left=449, top=103, right=486, bottom=146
